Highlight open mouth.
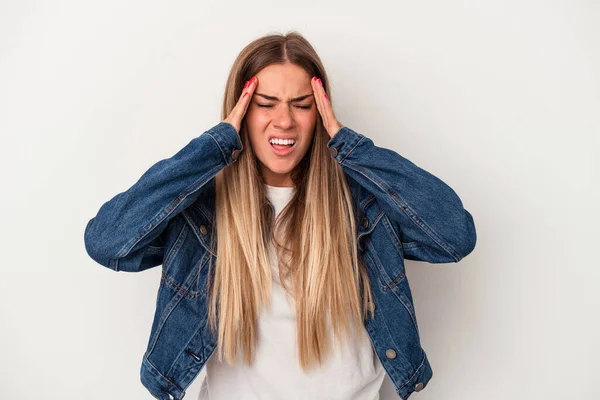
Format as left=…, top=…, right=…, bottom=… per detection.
left=269, top=140, right=297, bottom=156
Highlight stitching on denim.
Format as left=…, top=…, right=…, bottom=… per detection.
left=401, top=241, right=420, bottom=249
left=342, top=161, right=460, bottom=262
left=161, top=270, right=207, bottom=299
left=391, top=192, right=461, bottom=261
left=146, top=245, right=165, bottom=254
left=357, top=210, right=384, bottom=251
left=143, top=354, right=182, bottom=393
left=382, top=215, right=402, bottom=248
left=166, top=332, right=204, bottom=380
left=359, top=193, right=376, bottom=209
left=178, top=164, right=223, bottom=200
left=206, top=132, right=228, bottom=165
left=364, top=323, right=395, bottom=382
left=163, top=224, right=188, bottom=269
left=363, top=245, right=394, bottom=290
left=362, top=209, right=383, bottom=235
left=188, top=180, right=215, bottom=224
left=113, top=130, right=226, bottom=265
left=119, top=162, right=222, bottom=265
left=388, top=283, right=419, bottom=333
left=380, top=214, right=421, bottom=261
left=339, top=134, right=365, bottom=164
left=358, top=210, right=385, bottom=254
left=109, top=258, right=119, bottom=272
left=192, top=198, right=214, bottom=224
left=363, top=292, right=404, bottom=385
left=147, top=255, right=207, bottom=356
left=364, top=242, right=416, bottom=331
left=160, top=248, right=211, bottom=299
left=383, top=272, right=406, bottom=292
left=181, top=210, right=216, bottom=257
left=381, top=214, right=412, bottom=267
left=216, top=121, right=244, bottom=152
left=115, top=196, right=181, bottom=259
left=396, top=353, right=427, bottom=393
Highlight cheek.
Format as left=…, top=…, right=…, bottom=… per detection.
left=244, top=111, right=269, bottom=141
left=245, top=108, right=266, bottom=127
left=299, top=111, right=318, bottom=136
left=245, top=115, right=268, bottom=151
left=298, top=119, right=317, bottom=152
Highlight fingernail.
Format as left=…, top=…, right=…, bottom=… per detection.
left=251, top=76, right=256, bottom=83
left=318, top=78, right=322, bottom=86
left=324, top=92, right=328, bottom=99
left=313, top=76, right=317, bottom=81
left=243, top=92, right=248, bottom=98
left=244, top=81, right=249, bottom=89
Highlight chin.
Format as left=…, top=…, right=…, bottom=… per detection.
left=265, top=163, right=296, bottom=175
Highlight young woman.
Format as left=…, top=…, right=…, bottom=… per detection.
left=84, top=32, right=477, bottom=400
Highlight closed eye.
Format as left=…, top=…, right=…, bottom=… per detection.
left=257, top=104, right=312, bottom=110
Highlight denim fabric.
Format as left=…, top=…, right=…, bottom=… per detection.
left=84, top=121, right=477, bottom=400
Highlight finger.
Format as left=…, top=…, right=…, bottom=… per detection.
left=312, top=76, right=338, bottom=134
left=233, top=76, right=258, bottom=122
left=311, top=76, right=328, bottom=126
left=240, top=76, right=257, bottom=109
left=315, top=77, right=337, bottom=124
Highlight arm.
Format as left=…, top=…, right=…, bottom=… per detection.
left=327, top=126, right=477, bottom=263
left=83, top=121, right=242, bottom=272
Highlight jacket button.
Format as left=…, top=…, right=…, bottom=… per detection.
left=231, top=149, right=240, bottom=161
left=199, top=225, right=208, bottom=235
left=385, top=349, right=396, bottom=359
left=362, top=218, right=369, bottom=229
left=414, top=382, right=424, bottom=392
left=328, top=146, right=338, bottom=157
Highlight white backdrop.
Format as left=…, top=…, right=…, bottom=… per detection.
left=1, top=1, right=598, bottom=399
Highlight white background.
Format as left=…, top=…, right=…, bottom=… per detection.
left=1, top=0, right=598, bottom=399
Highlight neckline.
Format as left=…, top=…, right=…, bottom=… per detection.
left=264, top=184, right=296, bottom=190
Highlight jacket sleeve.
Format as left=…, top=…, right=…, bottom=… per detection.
left=83, top=121, right=242, bottom=272
left=326, top=126, right=477, bottom=263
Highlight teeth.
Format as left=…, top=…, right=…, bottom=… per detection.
left=269, top=138, right=295, bottom=145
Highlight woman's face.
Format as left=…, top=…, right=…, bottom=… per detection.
left=244, top=62, right=317, bottom=187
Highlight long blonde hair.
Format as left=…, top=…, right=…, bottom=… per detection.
left=208, top=31, right=375, bottom=371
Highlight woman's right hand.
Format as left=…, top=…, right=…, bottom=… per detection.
left=223, top=75, right=258, bottom=133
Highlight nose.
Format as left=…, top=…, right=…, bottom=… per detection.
left=273, top=105, right=294, bottom=130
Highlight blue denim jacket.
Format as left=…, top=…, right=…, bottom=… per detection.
left=84, top=121, right=477, bottom=400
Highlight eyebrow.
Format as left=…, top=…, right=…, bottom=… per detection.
left=254, top=93, right=314, bottom=102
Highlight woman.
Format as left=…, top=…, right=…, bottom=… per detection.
left=84, top=32, right=477, bottom=400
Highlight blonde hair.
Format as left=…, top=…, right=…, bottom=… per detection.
left=208, top=31, right=374, bottom=371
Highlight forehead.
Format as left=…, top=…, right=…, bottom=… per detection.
left=255, top=63, right=311, bottom=96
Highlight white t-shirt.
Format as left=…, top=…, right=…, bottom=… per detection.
left=198, top=184, right=385, bottom=400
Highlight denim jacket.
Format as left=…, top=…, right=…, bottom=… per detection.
left=84, top=121, right=477, bottom=400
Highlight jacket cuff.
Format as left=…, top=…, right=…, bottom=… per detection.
left=326, top=126, right=365, bottom=162
left=205, top=121, right=244, bottom=165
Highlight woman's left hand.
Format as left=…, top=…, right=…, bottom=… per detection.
left=311, top=76, right=344, bottom=139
